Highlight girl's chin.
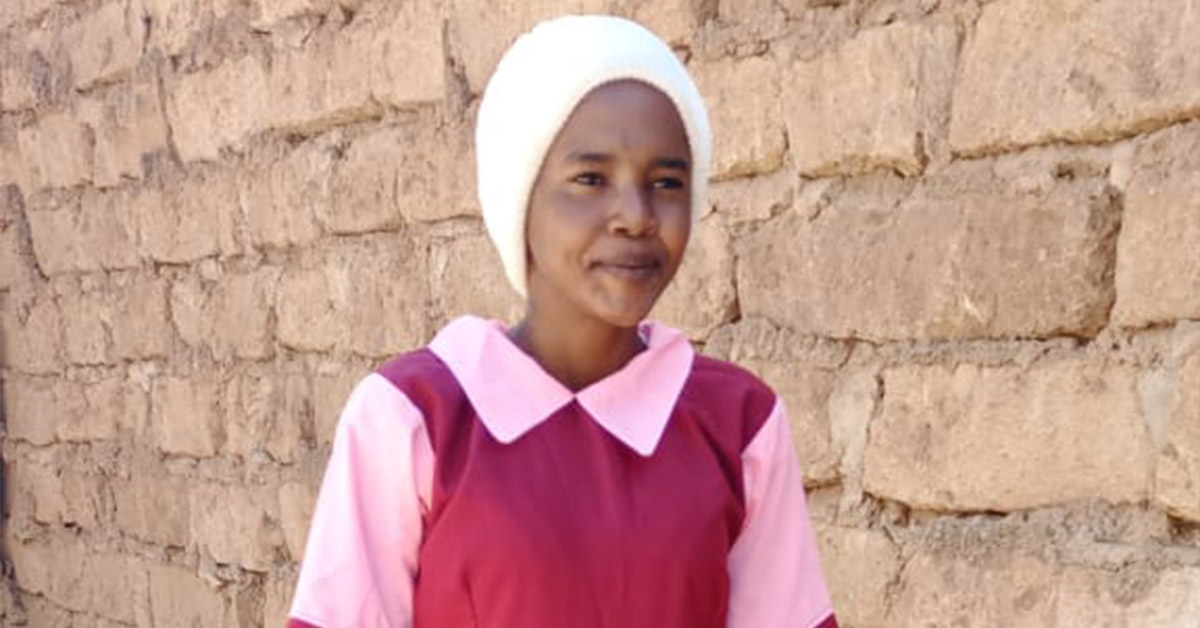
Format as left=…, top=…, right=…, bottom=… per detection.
left=588, top=292, right=664, bottom=328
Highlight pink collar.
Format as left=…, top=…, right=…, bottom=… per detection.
left=428, top=316, right=695, bottom=456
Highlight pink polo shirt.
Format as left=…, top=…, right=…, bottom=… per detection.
left=288, top=316, right=837, bottom=628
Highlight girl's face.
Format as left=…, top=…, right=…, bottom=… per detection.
left=525, top=80, right=692, bottom=330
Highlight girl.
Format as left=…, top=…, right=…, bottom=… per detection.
left=288, top=15, right=838, bottom=628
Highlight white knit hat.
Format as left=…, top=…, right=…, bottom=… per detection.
left=475, top=15, right=713, bottom=298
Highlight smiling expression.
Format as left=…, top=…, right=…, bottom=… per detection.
left=524, top=79, right=693, bottom=330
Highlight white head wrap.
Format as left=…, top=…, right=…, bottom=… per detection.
left=475, top=15, right=713, bottom=297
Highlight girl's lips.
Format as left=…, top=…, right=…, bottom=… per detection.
left=592, top=258, right=663, bottom=281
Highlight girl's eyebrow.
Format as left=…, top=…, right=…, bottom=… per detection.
left=563, top=152, right=689, bottom=171
left=656, top=157, right=689, bottom=171
left=566, top=151, right=613, bottom=164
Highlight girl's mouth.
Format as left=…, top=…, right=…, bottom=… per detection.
left=592, top=257, right=663, bottom=281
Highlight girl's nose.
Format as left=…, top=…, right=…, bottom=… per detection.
left=610, top=182, right=657, bottom=237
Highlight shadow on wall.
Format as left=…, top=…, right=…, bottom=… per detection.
left=0, top=334, right=21, bottom=624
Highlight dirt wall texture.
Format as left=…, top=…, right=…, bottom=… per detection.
left=1, top=0, right=1198, bottom=626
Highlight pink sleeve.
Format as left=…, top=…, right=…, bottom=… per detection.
left=288, top=373, right=434, bottom=628
left=728, top=397, right=838, bottom=628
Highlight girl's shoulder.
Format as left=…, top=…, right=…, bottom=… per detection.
left=686, top=354, right=776, bottom=399
left=376, top=347, right=449, bottom=389
left=678, top=354, right=779, bottom=446
left=374, top=348, right=470, bottom=419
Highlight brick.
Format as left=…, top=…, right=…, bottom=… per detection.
left=0, top=28, right=53, bottom=114
left=26, top=190, right=140, bottom=275
left=147, top=563, right=230, bottom=628
left=0, top=141, right=23, bottom=196
left=2, top=294, right=63, bottom=374
left=109, top=274, right=172, bottom=359
left=224, top=371, right=312, bottom=463
left=167, top=55, right=270, bottom=162
left=2, top=461, right=37, bottom=528
left=216, top=269, right=278, bottom=359
left=0, top=188, right=25, bottom=289
left=738, top=171, right=1119, bottom=341
left=9, top=460, right=67, bottom=524
left=251, top=0, right=332, bottom=29
left=864, top=360, right=1153, bottom=511
left=151, top=376, right=221, bottom=457
left=190, top=482, right=281, bottom=571
left=347, top=0, right=445, bottom=109
left=784, top=22, right=956, bottom=177
left=60, top=286, right=111, bottom=365
left=705, top=318, right=851, bottom=484
left=711, top=0, right=795, bottom=42
left=65, top=0, right=146, bottom=89
left=25, top=199, right=78, bottom=275
left=651, top=213, right=736, bottom=340
left=169, top=274, right=208, bottom=351
left=7, top=537, right=134, bottom=620
left=83, top=551, right=139, bottom=624
left=894, top=553, right=1200, bottom=628
left=754, top=363, right=840, bottom=485
left=18, top=111, right=92, bottom=190
left=114, top=471, right=191, bottom=547
left=1113, top=122, right=1200, bottom=326
left=815, top=526, right=899, bottom=628
left=57, top=378, right=134, bottom=442
left=321, top=117, right=475, bottom=231
left=627, top=0, right=705, bottom=45
left=216, top=182, right=243, bottom=257
left=0, top=0, right=57, bottom=29
left=278, top=480, right=317, bottom=560
left=167, top=1, right=443, bottom=162
left=276, top=267, right=339, bottom=352
left=264, top=33, right=350, bottom=136
left=3, top=377, right=64, bottom=445
left=94, top=377, right=147, bottom=437
left=312, top=367, right=365, bottom=447
left=79, top=76, right=170, bottom=188
left=345, top=241, right=432, bottom=357
left=274, top=1, right=445, bottom=130
left=1, top=54, right=39, bottom=112
left=825, top=367, right=879, bottom=491
left=267, top=374, right=314, bottom=464
left=143, top=0, right=241, bottom=57
left=954, top=0, right=1200, bottom=155
left=278, top=240, right=430, bottom=356
left=8, top=540, right=72, bottom=604
left=20, top=597, right=70, bottom=628
left=327, top=128, right=404, bottom=234
left=1, top=120, right=25, bottom=189
left=262, top=569, right=300, bottom=628
left=709, top=168, right=794, bottom=225
left=136, top=174, right=225, bottom=264
left=16, top=541, right=142, bottom=622
left=450, top=0, right=610, bottom=93
left=691, top=55, right=784, bottom=179
left=396, top=119, right=479, bottom=223
left=171, top=268, right=278, bottom=360
left=429, top=230, right=524, bottom=327
left=241, top=143, right=328, bottom=250
left=58, top=467, right=111, bottom=529
left=1155, top=347, right=1200, bottom=522
left=7, top=29, right=69, bottom=116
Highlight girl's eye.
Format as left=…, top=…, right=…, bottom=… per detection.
left=571, top=173, right=605, bottom=186
left=652, top=177, right=686, bottom=190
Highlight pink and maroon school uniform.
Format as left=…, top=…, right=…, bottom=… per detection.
left=288, top=316, right=839, bottom=628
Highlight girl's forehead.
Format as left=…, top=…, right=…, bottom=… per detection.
left=550, top=80, right=690, bottom=158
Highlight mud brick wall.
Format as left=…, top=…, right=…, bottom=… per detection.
left=1, top=0, right=1198, bottom=626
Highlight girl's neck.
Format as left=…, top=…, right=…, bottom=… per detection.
left=509, top=310, right=645, bottom=392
